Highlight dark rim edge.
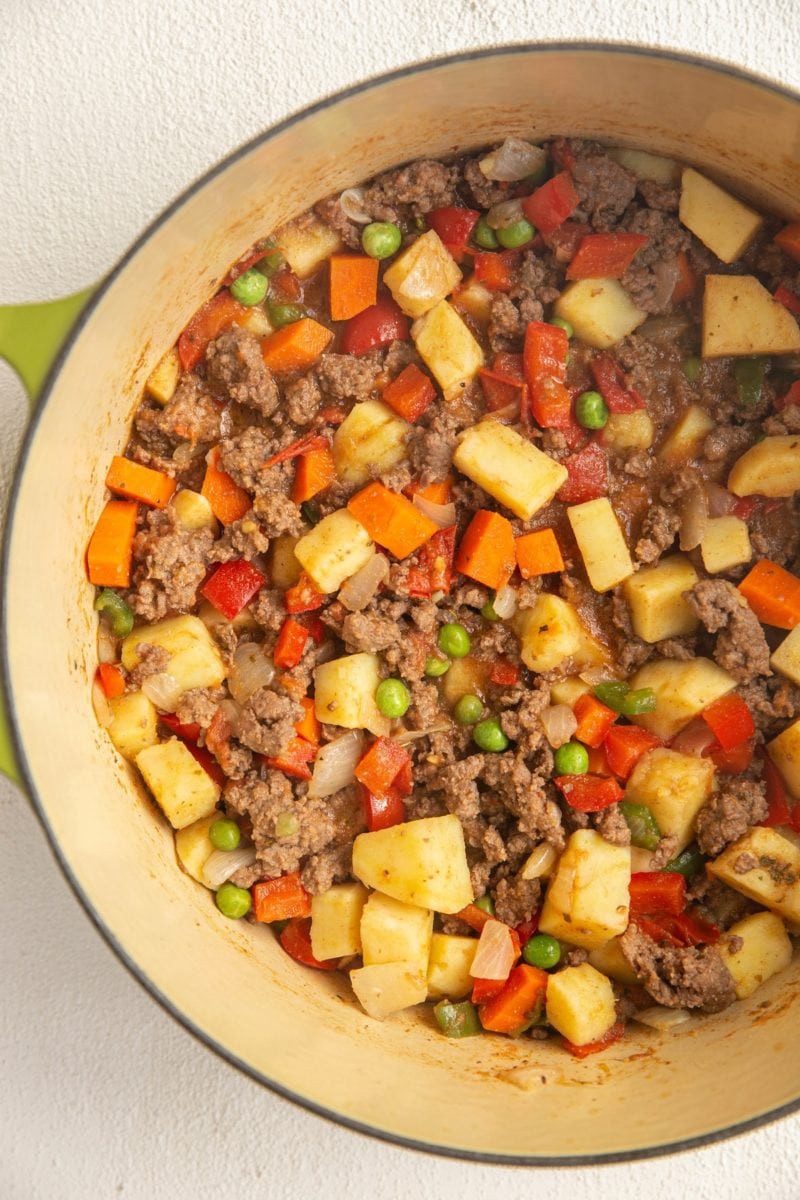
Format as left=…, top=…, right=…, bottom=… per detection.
left=4, top=40, right=800, bottom=1167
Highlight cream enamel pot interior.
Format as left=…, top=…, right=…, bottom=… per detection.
left=3, top=44, right=800, bottom=1164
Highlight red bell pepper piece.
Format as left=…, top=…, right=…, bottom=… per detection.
left=774, top=222, right=800, bottom=264
left=474, top=249, right=518, bottom=292
left=775, top=381, right=800, bottom=412
left=284, top=571, right=326, bottom=613
left=478, top=964, right=549, bottom=1034
left=270, top=266, right=302, bottom=302
left=455, top=903, right=494, bottom=934
left=701, top=692, right=755, bottom=751
left=404, top=526, right=456, bottom=597
left=97, top=662, right=126, bottom=700
left=629, top=871, right=686, bottom=917
left=382, top=363, right=436, bottom=422
left=263, top=736, right=317, bottom=781
left=201, top=559, right=265, bottom=620
left=264, top=432, right=329, bottom=469
left=572, top=693, right=618, bottom=749
left=273, top=617, right=309, bottom=670
left=514, top=912, right=540, bottom=944
left=177, top=290, right=249, bottom=372
left=426, top=206, right=480, bottom=257
left=355, top=737, right=411, bottom=801
left=524, top=321, right=571, bottom=430
left=707, top=739, right=754, bottom=775
left=671, top=911, right=721, bottom=946
left=489, top=659, right=520, bottom=687
left=278, top=917, right=338, bottom=970
left=557, top=442, right=608, bottom=504
left=159, top=712, right=202, bottom=742
left=563, top=1021, right=625, bottom=1059
left=182, top=741, right=226, bottom=788
left=554, top=774, right=624, bottom=812
left=471, top=976, right=506, bottom=1005
left=361, top=783, right=406, bottom=833
left=340, top=294, right=409, bottom=356
left=522, top=172, right=580, bottom=237
left=543, top=220, right=586, bottom=263
left=730, top=496, right=759, bottom=520
left=566, top=233, right=649, bottom=280
left=762, top=753, right=793, bottom=827
left=634, top=914, right=684, bottom=948
left=590, top=354, right=646, bottom=413
left=478, top=368, right=528, bottom=415
left=774, top=284, right=800, bottom=315
left=492, top=352, right=524, bottom=379
left=603, top=725, right=661, bottom=780
left=253, top=871, right=312, bottom=922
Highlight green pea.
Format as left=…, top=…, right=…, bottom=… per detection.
left=454, top=694, right=484, bottom=725
left=681, top=355, right=702, bottom=383
left=575, top=389, right=609, bottom=430
left=375, top=678, right=411, bottom=718
left=481, top=599, right=500, bottom=622
left=496, top=218, right=536, bottom=249
left=215, top=882, right=252, bottom=919
left=209, top=819, right=241, bottom=852
left=474, top=894, right=495, bottom=916
left=473, top=216, right=499, bottom=250
left=268, top=301, right=305, bottom=328
left=438, top=623, right=471, bottom=659
left=522, top=933, right=561, bottom=970
left=550, top=316, right=574, bottom=338
left=553, top=741, right=589, bottom=776
left=230, top=268, right=268, bottom=306
left=424, top=654, right=451, bottom=677
left=362, top=221, right=402, bottom=260
left=473, top=716, right=509, bottom=753
left=94, top=588, right=134, bottom=638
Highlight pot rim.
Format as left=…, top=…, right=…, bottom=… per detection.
left=4, top=40, right=800, bottom=1166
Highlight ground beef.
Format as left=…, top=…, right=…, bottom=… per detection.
left=569, top=141, right=637, bottom=230
left=236, top=688, right=303, bottom=757
left=509, top=251, right=561, bottom=319
left=619, top=925, right=736, bottom=1013
left=493, top=875, right=542, bottom=927
left=135, top=376, right=221, bottom=448
left=249, top=587, right=287, bottom=633
left=127, top=508, right=214, bottom=621
left=480, top=751, right=565, bottom=850
left=562, top=947, right=589, bottom=968
left=702, top=424, right=753, bottom=467
left=314, top=195, right=362, bottom=250
left=360, top=159, right=458, bottom=221
left=621, top=208, right=689, bottom=315
left=488, top=293, right=522, bottom=350
left=340, top=610, right=397, bottom=654
left=739, top=675, right=800, bottom=735
left=594, top=804, right=632, bottom=846
left=634, top=504, right=679, bottom=564
left=126, top=643, right=170, bottom=689
left=687, top=875, right=757, bottom=930
left=686, top=579, right=771, bottom=683
left=649, top=833, right=679, bottom=870
left=749, top=501, right=800, bottom=567
left=205, top=327, right=280, bottom=417
left=218, top=427, right=275, bottom=493
left=316, top=351, right=382, bottom=403
left=499, top=682, right=550, bottom=756
left=461, top=157, right=508, bottom=209
left=208, top=515, right=269, bottom=562
left=252, top=485, right=304, bottom=538
left=284, top=374, right=322, bottom=427
left=406, top=406, right=468, bottom=484
left=695, top=777, right=768, bottom=857
left=175, top=686, right=225, bottom=729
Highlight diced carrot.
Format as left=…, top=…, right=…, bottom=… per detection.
left=573, top=693, right=617, bottom=748
left=201, top=447, right=251, bottom=525
left=264, top=432, right=328, bottom=469
left=563, top=1021, right=625, bottom=1059
left=515, top=528, right=565, bottom=578
left=273, top=617, right=309, bottom=669
left=284, top=571, right=326, bottom=613
left=97, top=663, right=126, bottom=699
left=329, top=254, right=379, bottom=321
left=295, top=697, right=321, bottom=745
left=739, top=559, right=800, bottom=629
left=455, top=903, right=493, bottom=933
left=489, top=660, right=520, bottom=687
left=86, top=499, right=138, bottom=587
left=348, top=481, right=438, bottom=559
left=471, top=976, right=506, bottom=1004
left=473, top=250, right=519, bottom=292
left=774, top=222, right=800, bottom=265
left=382, top=363, right=437, bottom=422
left=454, top=509, right=516, bottom=591
left=292, top=444, right=335, bottom=504
left=409, top=476, right=453, bottom=506
left=261, top=318, right=333, bottom=373
left=177, top=290, right=249, bottom=372
left=478, top=964, right=549, bottom=1034
left=105, top=455, right=177, bottom=508
left=252, top=872, right=312, bottom=923
left=671, top=251, right=696, bottom=304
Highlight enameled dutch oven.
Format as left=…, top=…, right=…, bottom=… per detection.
left=2, top=43, right=800, bottom=1165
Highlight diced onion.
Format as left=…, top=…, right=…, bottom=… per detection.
left=521, top=842, right=558, bottom=881
left=97, top=628, right=117, bottom=665
left=638, top=310, right=690, bottom=340
left=486, top=198, right=524, bottom=230
left=339, top=187, right=371, bottom=224
left=492, top=584, right=517, bottom=620
left=202, top=845, right=257, bottom=890
left=228, top=642, right=275, bottom=704
left=480, top=138, right=546, bottom=182
left=392, top=722, right=451, bottom=746
left=470, top=919, right=518, bottom=981
left=92, top=677, right=114, bottom=728
left=705, top=482, right=734, bottom=518
left=632, top=1006, right=691, bottom=1031
left=579, top=666, right=613, bottom=686
left=678, top=485, right=709, bottom=552
left=540, top=704, right=577, bottom=749
left=141, top=672, right=183, bottom=712
left=339, top=552, right=390, bottom=612
left=307, top=730, right=364, bottom=799
left=412, top=493, right=456, bottom=529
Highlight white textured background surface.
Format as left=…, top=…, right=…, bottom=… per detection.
left=1, top=2, right=798, bottom=1196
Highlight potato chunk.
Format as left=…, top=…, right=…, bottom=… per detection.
left=628, top=657, right=736, bottom=740
left=539, top=830, right=631, bottom=950
left=314, top=652, right=389, bottom=737
left=352, top=814, right=473, bottom=914
left=170, top=489, right=218, bottom=533
left=269, top=535, right=302, bottom=589
left=453, top=421, right=567, bottom=520
left=382, top=229, right=462, bottom=318
left=720, top=911, right=793, bottom=1000
left=700, top=516, right=752, bottom=574
left=624, top=748, right=715, bottom=853
left=587, top=937, right=639, bottom=987
left=770, top=627, right=800, bottom=688
left=545, top=963, right=618, bottom=1046
left=349, top=962, right=427, bottom=1020
left=553, top=278, right=646, bottom=349
left=310, top=882, right=369, bottom=961
left=600, top=411, right=654, bottom=452
left=567, top=498, right=634, bottom=592
left=121, top=615, right=226, bottom=699
left=767, top=719, right=800, bottom=799
left=136, top=738, right=220, bottom=829
left=658, top=404, right=715, bottom=464
left=145, top=347, right=181, bottom=406
left=622, top=554, right=699, bottom=643
left=174, top=813, right=219, bottom=884
left=679, top=168, right=762, bottom=264
left=517, top=593, right=605, bottom=674
left=426, top=933, right=478, bottom=1000
left=608, top=147, right=680, bottom=184
left=275, top=212, right=342, bottom=278
left=333, top=399, right=410, bottom=486
left=107, top=690, right=159, bottom=761
left=360, top=893, right=433, bottom=971
left=708, top=826, right=800, bottom=929
left=294, top=508, right=374, bottom=594
left=452, top=276, right=493, bottom=325
left=728, top=435, right=800, bottom=499
left=703, top=275, right=800, bottom=358
left=411, top=300, right=484, bottom=401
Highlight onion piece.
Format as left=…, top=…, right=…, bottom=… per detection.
left=339, top=187, right=371, bottom=224
left=632, top=1006, right=691, bottom=1031
left=97, top=628, right=117, bottom=665
left=470, top=919, right=518, bottom=981
left=392, top=722, right=451, bottom=746
left=705, top=482, right=734, bottom=518
left=339, top=552, right=390, bottom=612
left=579, top=666, right=614, bottom=686
left=412, top=493, right=456, bottom=529
left=492, top=584, right=517, bottom=620
left=637, top=311, right=691, bottom=339
left=307, top=730, right=364, bottom=799
left=540, top=704, right=577, bottom=750
left=480, top=138, right=546, bottom=182
left=678, top=485, right=709, bottom=552
left=141, top=672, right=183, bottom=712
left=486, top=198, right=524, bottom=230
left=228, top=642, right=274, bottom=705
left=92, top=676, right=114, bottom=728
left=201, top=845, right=257, bottom=890
left=520, top=842, right=558, bottom=881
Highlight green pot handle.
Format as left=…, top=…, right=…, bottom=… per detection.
left=0, top=286, right=96, bottom=782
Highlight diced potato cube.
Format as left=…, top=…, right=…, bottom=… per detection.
left=452, top=276, right=493, bottom=324
left=709, top=826, right=800, bottom=929
left=174, top=813, right=220, bottom=884
left=587, top=937, right=639, bottom=987
left=622, top=554, right=700, bottom=643
left=427, top=933, right=478, bottom=1000
left=383, top=229, right=462, bottom=318
left=440, top=655, right=489, bottom=710
left=349, top=962, right=427, bottom=1020
left=269, top=535, right=302, bottom=589
left=549, top=676, right=591, bottom=706
left=453, top=421, right=567, bottom=520
left=771, top=627, right=800, bottom=687
left=700, top=516, right=752, bottom=574
left=275, top=213, right=342, bottom=278
left=679, top=168, right=763, bottom=264
left=600, top=411, right=655, bottom=452
left=624, top=748, right=715, bottom=853
left=360, top=893, right=433, bottom=971
left=352, top=814, right=473, bottom=914
left=170, top=489, right=218, bottom=532
left=237, top=305, right=273, bottom=338
left=121, top=615, right=226, bottom=697
left=728, top=435, right=800, bottom=498
left=333, top=399, right=410, bottom=486
left=539, top=830, right=631, bottom=951
left=294, top=508, right=374, bottom=594
left=314, top=652, right=389, bottom=738
left=545, top=963, right=618, bottom=1046
left=658, top=404, right=715, bottom=463
left=107, top=690, right=159, bottom=760
left=554, top=278, right=646, bottom=349
left=720, top=911, right=793, bottom=1000
left=767, top=719, right=800, bottom=799
left=310, top=882, right=369, bottom=960
left=517, top=593, right=605, bottom=674
left=197, top=599, right=258, bottom=636
left=411, top=300, right=484, bottom=401
left=608, top=148, right=680, bottom=184
left=703, top=275, right=800, bottom=358
left=567, top=499, right=634, bottom=593
left=136, top=738, right=220, bottom=829
left=628, top=657, right=736, bottom=741
left=145, top=347, right=181, bottom=406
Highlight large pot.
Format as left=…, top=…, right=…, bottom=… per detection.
left=2, top=44, right=800, bottom=1164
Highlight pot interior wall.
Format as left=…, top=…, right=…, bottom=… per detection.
left=6, top=47, right=800, bottom=1160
